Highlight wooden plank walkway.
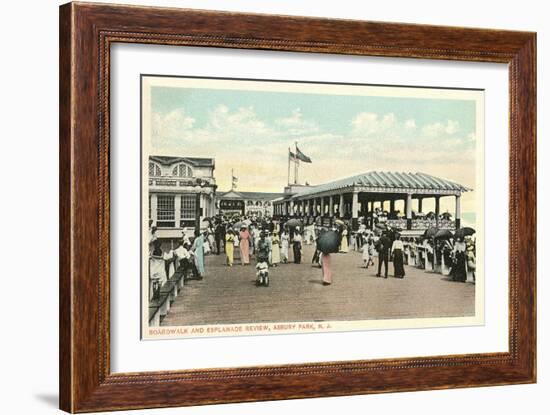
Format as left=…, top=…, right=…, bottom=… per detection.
left=160, top=244, right=475, bottom=327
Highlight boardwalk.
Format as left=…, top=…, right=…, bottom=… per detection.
left=160, top=244, right=475, bottom=327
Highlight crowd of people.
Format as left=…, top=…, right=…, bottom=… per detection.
left=149, top=214, right=476, bottom=300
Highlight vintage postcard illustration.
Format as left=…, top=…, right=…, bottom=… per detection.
left=141, top=75, right=484, bottom=339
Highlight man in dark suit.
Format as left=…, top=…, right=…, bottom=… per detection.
left=376, top=232, right=392, bottom=278
left=214, top=222, right=225, bottom=255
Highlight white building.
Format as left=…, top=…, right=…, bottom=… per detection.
left=217, top=190, right=284, bottom=218
left=148, top=156, right=217, bottom=239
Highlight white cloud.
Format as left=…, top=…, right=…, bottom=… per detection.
left=351, top=112, right=399, bottom=136
left=405, top=119, right=416, bottom=130
left=275, top=108, right=319, bottom=136
left=422, top=119, right=460, bottom=137
left=151, top=108, right=195, bottom=140
left=208, top=105, right=270, bottom=137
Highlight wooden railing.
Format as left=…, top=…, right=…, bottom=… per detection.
left=148, top=257, right=186, bottom=327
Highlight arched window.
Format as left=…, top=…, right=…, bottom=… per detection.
left=172, top=163, right=193, bottom=178
left=148, top=162, right=161, bottom=177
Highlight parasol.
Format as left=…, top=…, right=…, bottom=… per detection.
left=434, top=229, right=453, bottom=239
left=454, top=227, right=475, bottom=239
left=423, top=227, right=438, bottom=238
left=285, top=218, right=303, bottom=228
left=316, top=230, right=341, bottom=254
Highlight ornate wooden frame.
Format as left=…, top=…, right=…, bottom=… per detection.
left=59, top=2, right=536, bottom=412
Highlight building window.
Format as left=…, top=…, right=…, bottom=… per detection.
left=157, top=195, right=175, bottom=227
left=172, top=163, right=193, bottom=178
left=181, top=195, right=196, bottom=220
left=149, top=162, right=161, bottom=177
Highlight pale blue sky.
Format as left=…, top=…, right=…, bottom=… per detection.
left=151, top=86, right=476, bottom=137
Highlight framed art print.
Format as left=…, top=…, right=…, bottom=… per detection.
left=59, top=2, right=536, bottom=412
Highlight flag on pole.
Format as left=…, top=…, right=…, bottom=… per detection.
left=289, top=149, right=297, bottom=161
left=295, top=146, right=312, bottom=163
left=231, top=170, right=238, bottom=190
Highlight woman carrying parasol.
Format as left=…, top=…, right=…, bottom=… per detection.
left=316, top=228, right=341, bottom=285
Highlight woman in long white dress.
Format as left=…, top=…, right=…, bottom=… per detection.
left=280, top=230, right=290, bottom=263
left=271, top=231, right=281, bottom=266
left=339, top=228, right=349, bottom=253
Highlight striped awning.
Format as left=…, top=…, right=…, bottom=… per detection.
left=291, top=171, right=470, bottom=199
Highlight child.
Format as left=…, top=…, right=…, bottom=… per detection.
left=255, top=260, right=269, bottom=286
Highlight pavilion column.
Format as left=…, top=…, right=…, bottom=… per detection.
left=320, top=197, right=325, bottom=218
left=329, top=195, right=334, bottom=217
left=313, top=198, right=317, bottom=218
left=455, top=194, right=461, bottom=229
left=390, top=199, right=395, bottom=216
left=435, top=196, right=440, bottom=228
left=289, top=200, right=295, bottom=217
left=418, top=197, right=423, bottom=213
left=406, top=193, right=412, bottom=230
left=369, top=200, right=374, bottom=229
left=352, top=191, right=359, bottom=230
left=339, top=194, right=345, bottom=218
left=211, top=194, right=216, bottom=217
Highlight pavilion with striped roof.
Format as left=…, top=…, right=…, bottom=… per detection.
left=272, top=171, right=471, bottom=231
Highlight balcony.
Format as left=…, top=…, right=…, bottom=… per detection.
left=149, top=177, right=216, bottom=189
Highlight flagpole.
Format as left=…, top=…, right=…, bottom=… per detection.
left=294, top=141, right=298, bottom=185
left=287, top=148, right=291, bottom=186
